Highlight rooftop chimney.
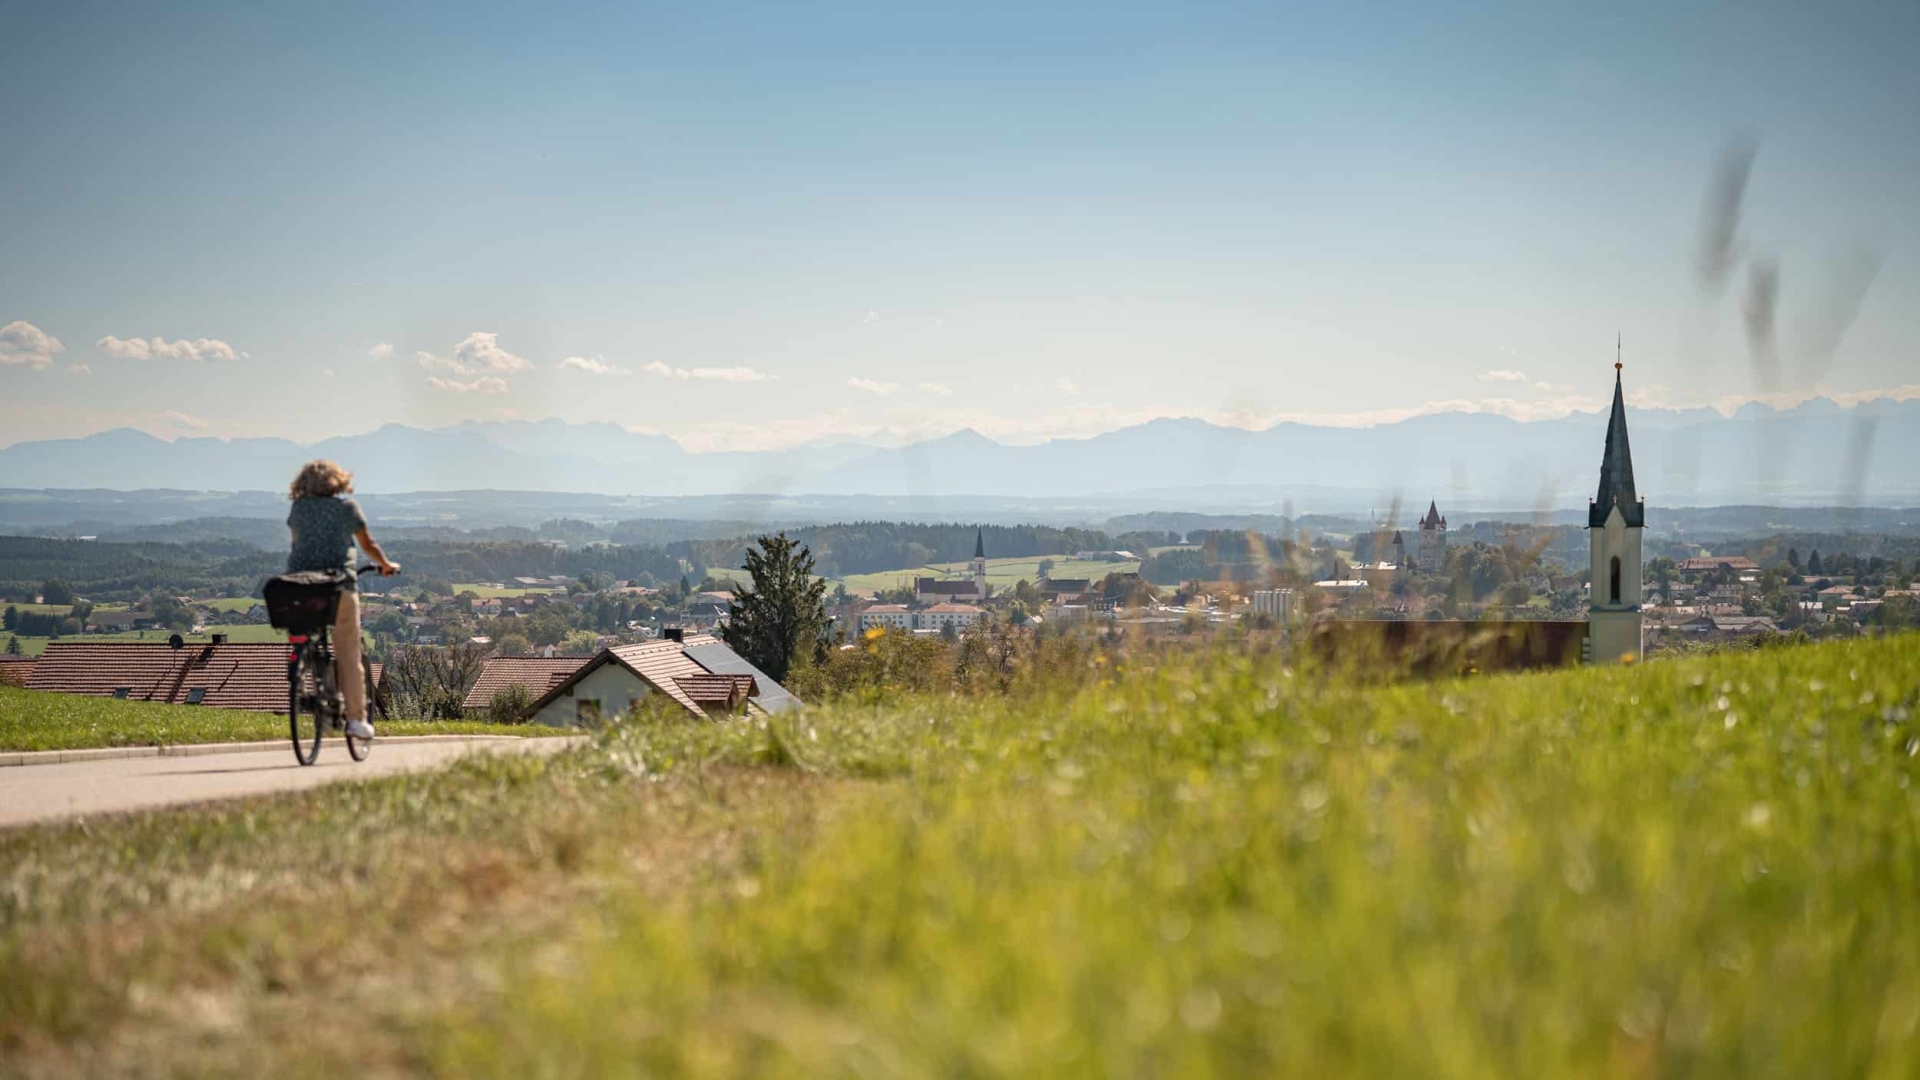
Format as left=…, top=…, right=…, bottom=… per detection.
left=664, top=627, right=685, bottom=643
left=210, top=633, right=229, bottom=646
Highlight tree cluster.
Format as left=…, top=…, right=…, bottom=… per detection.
left=676, top=522, right=1114, bottom=579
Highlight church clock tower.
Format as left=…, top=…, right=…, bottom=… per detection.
left=1588, top=353, right=1645, bottom=664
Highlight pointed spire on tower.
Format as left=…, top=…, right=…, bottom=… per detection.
left=1591, top=352, right=1645, bottom=528
left=974, top=527, right=986, bottom=560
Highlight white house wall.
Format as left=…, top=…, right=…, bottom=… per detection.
left=533, top=662, right=653, bottom=727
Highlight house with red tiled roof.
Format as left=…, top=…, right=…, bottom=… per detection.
left=461, top=655, right=595, bottom=712
left=0, top=654, right=36, bottom=687
left=524, top=633, right=798, bottom=725
left=26, top=639, right=384, bottom=716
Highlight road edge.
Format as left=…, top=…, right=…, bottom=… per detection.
left=0, top=734, right=549, bottom=768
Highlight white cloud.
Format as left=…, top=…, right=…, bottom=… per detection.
left=641, top=361, right=771, bottom=383
left=1479, top=369, right=1528, bottom=382
left=918, top=382, right=954, bottom=396
left=1056, top=377, right=1080, bottom=396
left=97, top=335, right=240, bottom=361
left=155, top=410, right=210, bottom=431
left=847, top=376, right=900, bottom=396
left=66, top=363, right=93, bottom=377
left=427, top=375, right=510, bottom=394
left=559, top=356, right=630, bottom=376
left=0, top=320, right=66, bottom=369
left=320, top=368, right=337, bottom=377
left=452, top=331, right=531, bottom=372
left=369, top=342, right=395, bottom=360
left=414, top=331, right=532, bottom=376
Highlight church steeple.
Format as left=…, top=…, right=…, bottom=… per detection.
left=1590, top=358, right=1644, bottom=528
left=974, top=528, right=986, bottom=560
left=1586, top=345, right=1645, bottom=665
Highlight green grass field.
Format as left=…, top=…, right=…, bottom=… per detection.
left=835, top=555, right=1140, bottom=595
left=0, top=632, right=48, bottom=657
left=2, top=623, right=326, bottom=657
left=4, top=602, right=76, bottom=616
left=71, top=618, right=284, bottom=641
left=8, top=600, right=225, bottom=616
left=0, top=685, right=572, bottom=752
left=7, top=634, right=1920, bottom=1075
left=197, top=597, right=261, bottom=614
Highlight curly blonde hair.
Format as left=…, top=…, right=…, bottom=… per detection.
left=288, top=460, right=354, bottom=500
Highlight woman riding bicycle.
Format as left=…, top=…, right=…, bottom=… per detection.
left=286, top=460, right=399, bottom=739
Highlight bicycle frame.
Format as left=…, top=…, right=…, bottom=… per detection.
left=285, top=626, right=343, bottom=727
left=281, top=564, right=384, bottom=764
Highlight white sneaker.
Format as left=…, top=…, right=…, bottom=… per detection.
left=346, top=718, right=375, bottom=739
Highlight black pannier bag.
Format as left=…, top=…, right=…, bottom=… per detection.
left=263, top=570, right=352, bottom=631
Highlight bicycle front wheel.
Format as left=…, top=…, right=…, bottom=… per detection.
left=290, top=647, right=327, bottom=766
left=346, top=655, right=375, bottom=762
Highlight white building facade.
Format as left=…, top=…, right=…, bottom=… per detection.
left=917, top=603, right=984, bottom=633
left=1251, top=589, right=1295, bottom=623
left=858, top=605, right=914, bottom=632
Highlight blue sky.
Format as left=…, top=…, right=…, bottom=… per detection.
left=3, top=0, right=1916, bottom=451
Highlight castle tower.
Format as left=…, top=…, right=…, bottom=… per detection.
left=1417, top=501, right=1447, bottom=571
left=1588, top=357, right=1645, bottom=664
left=1389, top=530, right=1407, bottom=569
left=973, top=527, right=987, bottom=589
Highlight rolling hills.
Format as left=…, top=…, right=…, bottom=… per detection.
left=4, top=397, right=1920, bottom=504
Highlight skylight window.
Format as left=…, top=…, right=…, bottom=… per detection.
left=185, top=688, right=206, bottom=705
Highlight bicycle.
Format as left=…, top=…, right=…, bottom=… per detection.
left=264, top=564, right=387, bottom=766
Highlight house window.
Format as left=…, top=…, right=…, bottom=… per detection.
left=1609, top=556, right=1622, bottom=604
left=577, top=699, right=602, bottom=725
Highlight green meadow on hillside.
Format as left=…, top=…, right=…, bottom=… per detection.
left=5, top=634, right=1920, bottom=1076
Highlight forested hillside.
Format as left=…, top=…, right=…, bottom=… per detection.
left=0, top=537, right=282, bottom=602
left=381, top=539, right=689, bottom=588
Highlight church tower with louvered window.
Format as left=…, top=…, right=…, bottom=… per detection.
left=1588, top=356, right=1645, bottom=664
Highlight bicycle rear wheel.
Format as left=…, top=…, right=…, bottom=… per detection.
left=346, top=655, right=375, bottom=761
left=290, top=647, right=327, bottom=766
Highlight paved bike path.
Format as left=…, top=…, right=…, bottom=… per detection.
left=0, top=736, right=582, bottom=828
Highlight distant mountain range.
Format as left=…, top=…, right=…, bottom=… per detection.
left=4, top=400, right=1919, bottom=506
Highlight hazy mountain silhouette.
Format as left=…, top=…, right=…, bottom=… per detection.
left=4, top=400, right=1918, bottom=504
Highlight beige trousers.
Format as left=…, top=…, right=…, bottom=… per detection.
left=334, top=588, right=367, bottom=722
